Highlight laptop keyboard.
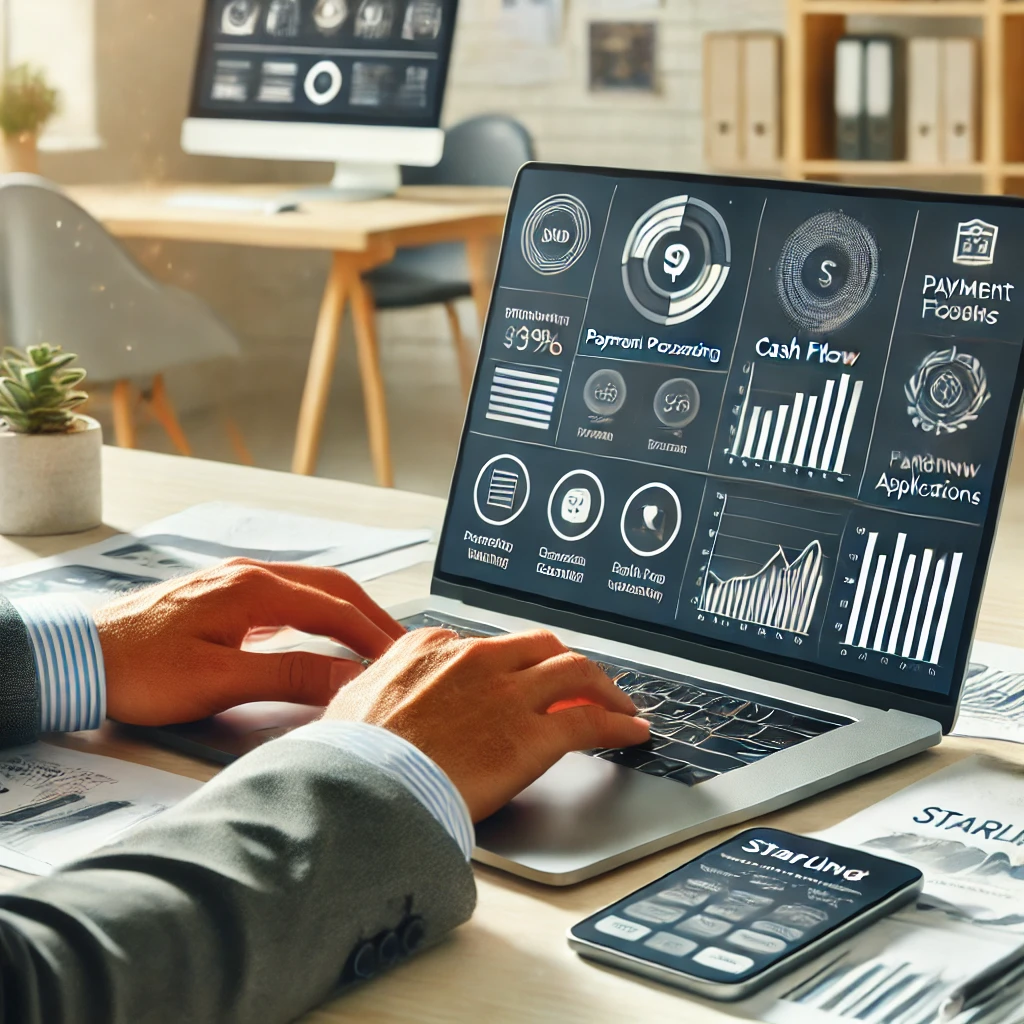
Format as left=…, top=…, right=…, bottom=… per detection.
left=400, top=613, right=849, bottom=788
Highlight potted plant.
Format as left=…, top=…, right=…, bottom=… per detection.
left=0, top=345, right=102, bottom=536
left=0, top=64, right=59, bottom=174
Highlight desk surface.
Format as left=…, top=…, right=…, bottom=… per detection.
left=67, top=183, right=510, bottom=253
left=2, top=445, right=1023, bottom=1024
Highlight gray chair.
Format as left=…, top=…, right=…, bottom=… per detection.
left=0, top=174, right=246, bottom=459
left=364, top=115, right=535, bottom=395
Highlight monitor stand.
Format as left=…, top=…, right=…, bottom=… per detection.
left=288, top=162, right=402, bottom=203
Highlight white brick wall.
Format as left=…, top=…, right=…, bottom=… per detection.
left=442, top=0, right=785, bottom=172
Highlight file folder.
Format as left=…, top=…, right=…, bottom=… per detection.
left=907, top=37, right=941, bottom=164
left=705, top=33, right=741, bottom=168
left=742, top=34, right=782, bottom=168
left=942, top=38, right=977, bottom=164
left=835, top=36, right=865, bottom=160
left=864, top=37, right=904, bottom=160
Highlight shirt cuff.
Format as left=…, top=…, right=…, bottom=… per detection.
left=283, top=720, right=475, bottom=861
left=9, top=596, right=106, bottom=733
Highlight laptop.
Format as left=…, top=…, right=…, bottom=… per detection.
left=154, top=164, right=1024, bottom=887
left=386, top=164, right=1024, bottom=884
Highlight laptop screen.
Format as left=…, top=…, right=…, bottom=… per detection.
left=436, top=165, right=1024, bottom=709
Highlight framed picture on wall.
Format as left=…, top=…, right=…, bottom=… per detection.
left=588, top=21, right=657, bottom=92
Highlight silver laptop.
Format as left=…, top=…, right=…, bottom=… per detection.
left=153, top=164, right=1024, bottom=887
left=386, top=164, right=1024, bottom=884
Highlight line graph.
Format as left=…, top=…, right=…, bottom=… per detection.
left=697, top=493, right=842, bottom=635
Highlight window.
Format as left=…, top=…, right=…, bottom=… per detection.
left=1, top=0, right=100, bottom=151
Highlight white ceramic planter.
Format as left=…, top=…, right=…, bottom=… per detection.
left=0, top=416, right=102, bottom=535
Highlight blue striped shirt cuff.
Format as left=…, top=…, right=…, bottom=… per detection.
left=283, top=720, right=475, bottom=861
left=10, top=596, right=106, bottom=733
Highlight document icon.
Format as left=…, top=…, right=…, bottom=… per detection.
left=953, top=219, right=998, bottom=266
left=486, top=469, right=519, bottom=510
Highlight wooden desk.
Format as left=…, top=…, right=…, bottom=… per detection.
left=67, top=184, right=510, bottom=487
left=2, top=444, right=1023, bottom=1024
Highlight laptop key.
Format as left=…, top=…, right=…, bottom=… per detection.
left=601, top=747, right=661, bottom=769
left=666, top=764, right=719, bottom=786
left=637, top=757, right=689, bottom=777
left=685, top=710, right=731, bottom=731
left=702, top=695, right=749, bottom=717
left=654, top=723, right=710, bottom=745
left=699, top=736, right=776, bottom=762
left=717, top=719, right=767, bottom=739
left=649, top=738, right=743, bottom=774
left=751, top=727, right=806, bottom=750
left=630, top=692, right=668, bottom=713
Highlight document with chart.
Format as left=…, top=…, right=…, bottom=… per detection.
left=438, top=165, right=1024, bottom=709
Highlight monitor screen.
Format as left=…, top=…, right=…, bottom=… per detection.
left=436, top=165, right=1024, bottom=709
left=190, top=0, right=458, bottom=128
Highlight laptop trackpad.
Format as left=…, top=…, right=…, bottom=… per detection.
left=474, top=752, right=717, bottom=877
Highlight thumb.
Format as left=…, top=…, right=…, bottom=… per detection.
left=227, top=650, right=365, bottom=707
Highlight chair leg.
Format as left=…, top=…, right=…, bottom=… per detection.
left=149, top=374, right=193, bottom=457
left=111, top=380, right=138, bottom=449
left=444, top=301, right=474, bottom=399
left=350, top=275, right=395, bottom=488
left=224, top=414, right=255, bottom=466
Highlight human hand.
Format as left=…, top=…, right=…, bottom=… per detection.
left=95, top=559, right=405, bottom=726
left=322, top=627, right=650, bottom=821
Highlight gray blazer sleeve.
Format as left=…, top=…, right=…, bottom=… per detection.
left=0, top=595, right=40, bottom=748
left=0, top=734, right=477, bottom=1023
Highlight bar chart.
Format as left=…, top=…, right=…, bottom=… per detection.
left=842, top=529, right=963, bottom=665
left=697, top=493, right=842, bottom=635
left=730, top=363, right=864, bottom=476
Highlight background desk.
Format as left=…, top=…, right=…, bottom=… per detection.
left=68, top=185, right=510, bottom=487
left=1, top=443, right=1023, bottom=1023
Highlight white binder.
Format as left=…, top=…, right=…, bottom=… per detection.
left=907, top=37, right=941, bottom=164
left=835, top=37, right=865, bottom=159
left=704, top=33, right=742, bottom=168
left=942, top=38, right=977, bottom=164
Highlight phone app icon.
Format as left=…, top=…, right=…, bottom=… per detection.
left=547, top=470, right=605, bottom=542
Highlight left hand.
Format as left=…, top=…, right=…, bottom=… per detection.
left=95, top=558, right=405, bottom=726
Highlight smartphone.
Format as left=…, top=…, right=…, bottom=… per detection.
left=568, top=827, right=923, bottom=1001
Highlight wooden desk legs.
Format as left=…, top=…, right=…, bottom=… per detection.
left=350, top=275, right=394, bottom=488
left=292, top=254, right=351, bottom=477
left=291, top=251, right=395, bottom=487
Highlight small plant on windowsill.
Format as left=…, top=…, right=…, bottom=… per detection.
left=0, top=345, right=102, bottom=536
left=0, top=64, right=59, bottom=175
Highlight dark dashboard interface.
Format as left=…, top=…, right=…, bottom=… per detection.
left=437, top=166, right=1024, bottom=706
left=191, top=0, right=457, bottom=126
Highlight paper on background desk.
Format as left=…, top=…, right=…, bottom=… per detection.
left=0, top=502, right=435, bottom=606
left=740, top=757, right=1024, bottom=1024
left=0, top=743, right=200, bottom=876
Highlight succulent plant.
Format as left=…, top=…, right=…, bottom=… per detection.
left=0, top=345, right=89, bottom=434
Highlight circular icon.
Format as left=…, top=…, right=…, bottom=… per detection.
left=620, top=483, right=682, bottom=558
left=473, top=454, right=530, bottom=527
left=653, top=378, right=700, bottom=429
left=905, top=346, right=991, bottom=435
left=776, top=211, right=879, bottom=333
left=621, top=195, right=732, bottom=325
left=314, top=0, right=348, bottom=32
left=305, top=60, right=343, bottom=105
left=521, top=194, right=592, bottom=276
left=547, top=470, right=606, bottom=542
left=583, top=368, right=627, bottom=417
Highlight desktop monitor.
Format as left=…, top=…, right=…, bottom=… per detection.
left=182, top=0, right=459, bottom=197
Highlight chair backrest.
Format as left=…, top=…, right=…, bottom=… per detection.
left=0, top=174, right=240, bottom=384
left=403, top=114, right=536, bottom=187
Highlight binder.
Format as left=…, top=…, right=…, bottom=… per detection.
left=943, top=38, right=977, bottom=164
left=704, top=33, right=741, bottom=167
left=864, top=37, right=904, bottom=160
left=907, top=37, right=941, bottom=164
left=742, top=34, right=782, bottom=168
left=835, top=37, right=865, bottom=160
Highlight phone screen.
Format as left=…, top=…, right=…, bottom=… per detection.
left=570, top=828, right=922, bottom=988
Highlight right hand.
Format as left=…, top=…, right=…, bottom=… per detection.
left=323, top=627, right=650, bottom=821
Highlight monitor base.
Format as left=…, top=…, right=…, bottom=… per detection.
left=288, top=162, right=403, bottom=203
